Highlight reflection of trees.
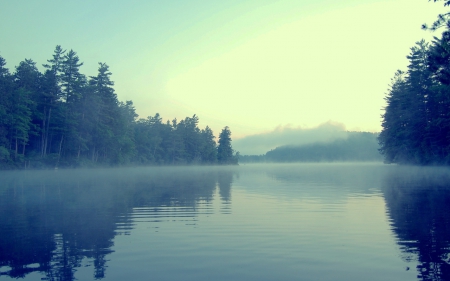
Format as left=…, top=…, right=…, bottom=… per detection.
left=0, top=167, right=228, bottom=280
left=217, top=170, right=234, bottom=214
left=383, top=168, right=450, bottom=281
left=218, top=170, right=233, bottom=202
left=0, top=175, right=118, bottom=281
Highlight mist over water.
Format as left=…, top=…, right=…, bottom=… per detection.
left=233, top=122, right=347, bottom=155
left=1, top=164, right=449, bottom=281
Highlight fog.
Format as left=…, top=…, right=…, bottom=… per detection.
left=3, top=164, right=450, bottom=280
left=233, top=121, right=348, bottom=155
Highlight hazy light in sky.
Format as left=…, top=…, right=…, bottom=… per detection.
left=0, top=0, right=446, bottom=139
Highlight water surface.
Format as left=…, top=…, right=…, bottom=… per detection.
left=1, top=163, right=449, bottom=281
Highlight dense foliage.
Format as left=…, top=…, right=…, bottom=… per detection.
left=217, top=126, right=238, bottom=164
left=240, top=132, right=381, bottom=163
left=379, top=37, right=450, bottom=164
left=378, top=1, right=450, bottom=165
left=0, top=46, right=237, bottom=169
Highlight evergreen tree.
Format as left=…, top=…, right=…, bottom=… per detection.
left=9, top=87, right=33, bottom=161
left=59, top=49, right=86, bottom=165
left=217, top=126, right=237, bottom=164
left=177, top=115, right=201, bottom=163
left=14, top=59, right=43, bottom=159
left=115, top=100, right=137, bottom=164
left=422, top=0, right=450, bottom=32
left=427, top=34, right=450, bottom=163
left=379, top=71, right=409, bottom=163
left=0, top=46, right=239, bottom=169
left=166, top=118, right=184, bottom=164
left=88, top=62, right=120, bottom=163
left=40, top=45, right=65, bottom=158
left=11, top=59, right=42, bottom=162
left=199, top=126, right=217, bottom=164
left=405, top=40, right=433, bottom=163
left=0, top=55, right=13, bottom=163
left=380, top=35, right=450, bottom=163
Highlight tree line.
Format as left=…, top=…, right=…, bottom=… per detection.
left=240, top=132, right=381, bottom=163
left=0, top=46, right=238, bottom=169
left=379, top=1, right=450, bottom=165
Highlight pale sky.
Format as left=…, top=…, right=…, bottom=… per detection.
left=0, top=0, right=446, bottom=139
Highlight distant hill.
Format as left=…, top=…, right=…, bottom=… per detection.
left=240, top=132, right=382, bottom=163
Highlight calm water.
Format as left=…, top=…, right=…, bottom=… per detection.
left=1, top=163, right=450, bottom=281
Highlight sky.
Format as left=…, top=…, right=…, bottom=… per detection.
left=0, top=0, right=447, bottom=141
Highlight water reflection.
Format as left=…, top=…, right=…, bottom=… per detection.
left=6, top=164, right=450, bottom=281
left=383, top=167, right=450, bottom=281
left=0, top=167, right=236, bottom=280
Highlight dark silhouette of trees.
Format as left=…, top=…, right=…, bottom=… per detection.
left=422, top=0, right=450, bottom=31
left=265, top=132, right=381, bottom=162
left=379, top=2, right=450, bottom=165
left=217, top=126, right=238, bottom=164
left=0, top=46, right=238, bottom=168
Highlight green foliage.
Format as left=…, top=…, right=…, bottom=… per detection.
left=217, top=126, right=238, bottom=165
left=0, top=55, right=13, bottom=148
left=200, top=126, right=218, bottom=164
left=0, top=146, right=9, bottom=161
left=134, top=114, right=219, bottom=165
left=379, top=14, right=450, bottom=165
left=0, top=46, right=236, bottom=169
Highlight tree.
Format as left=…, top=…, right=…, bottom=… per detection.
left=0, top=55, right=13, bottom=158
left=379, top=34, right=450, bottom=164
left=403, top=40, right=433, bottom=163
left=199, top=126, right=217, bottom=164
left=422, top=0, right=450, bottom=32
left=9, top=87, right=33, bottom=161
left=12, top=59, right=41, bottom=161
left=58, top=49, right=86, bottom=165
left=61, top=50, right=84, bottom=104
left=40, top=45, right=66, bottom=158
left=115, top=100, right=137, bottom=164
left=177, top=115, right=201, bottom=163
left=379, top=71, right=409, bottom=163
left=87, top=62, right=120, bottom=163
left=0, top=46, right=240, bottom=169
left=14, top=59, right=48, bottom=161
left=427, top=35, right=450, bottom=163
left=217, top=126, right=237, bottom=164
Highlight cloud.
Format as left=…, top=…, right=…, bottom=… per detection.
left=233, top=121, right=348, bottom=155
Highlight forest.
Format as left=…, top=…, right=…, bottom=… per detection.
left=379, top=0, right=450, bottom=165
left=240, top=132, right=381, bottom=163
left=0, top=46, right=238, bottom=169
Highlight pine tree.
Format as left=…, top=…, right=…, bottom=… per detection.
left=404, top=40, right=433, bottom=163
left=9, top=87, right=33, bottom=161
left=0, top=55, right=13, bottom=159
left=14, top=59, right=48, bottom=161
left=178, top=115, right=201, bottom=163
left=427, top=34, right=450, bottom=163
left=87, top=63, right=119, bottom=163
left=40, top=45, right=65, bottom=158
left=115, top=100, right=137, bottom=164
left=12, top=59, right=41, bottom=161
left=59, top=49, right=86, bottom=165
left=217, top=126, right=237, bottom=164
left=200, top=126, right=217, bottom=164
